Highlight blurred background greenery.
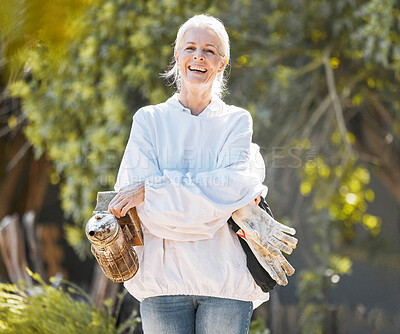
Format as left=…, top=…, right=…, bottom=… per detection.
left=0, top=0, right=399, bottom=333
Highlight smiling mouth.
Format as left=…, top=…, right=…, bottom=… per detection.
left=188, top=65, right=207, bottom=73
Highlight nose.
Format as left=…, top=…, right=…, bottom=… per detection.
left=193, top=50, right=204, bottom=61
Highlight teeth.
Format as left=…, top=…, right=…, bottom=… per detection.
left=189, top=66, right=206, bottom=72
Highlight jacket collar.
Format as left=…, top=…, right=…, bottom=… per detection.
left=166, top=93, right=224, bottom=119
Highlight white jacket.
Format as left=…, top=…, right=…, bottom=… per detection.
left=115, top=94, right=269, bottom=306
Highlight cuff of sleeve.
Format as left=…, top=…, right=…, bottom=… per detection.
left=145, top=174, right=170, bottom=189
left=260, top=184, right=268, bottom=198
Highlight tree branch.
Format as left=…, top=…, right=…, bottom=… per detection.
left=296, top=58, right=324, bottom=78
left=301, top=94, right=332, bottom=139
left=323, top=49, right=354, bottom=154
left=6, top=141, right=31, bottom=171
left=369, top=94, right=400, bottom=140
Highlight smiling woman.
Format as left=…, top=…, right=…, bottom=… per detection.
left=162, top=14, right=230, bottom=101
left=173, top=27, right=227, bottom=115
left=108, top=14, right=270, bottom=334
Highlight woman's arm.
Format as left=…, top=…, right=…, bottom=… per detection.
left=111, top=108, right=267, bottom=241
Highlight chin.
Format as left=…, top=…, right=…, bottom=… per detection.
left=182, top=77, right=213, bottom=89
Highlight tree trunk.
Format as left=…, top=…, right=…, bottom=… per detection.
left=90, top=264, right=121, bottom=309
left=0, top=215, right=33, bottom=285
left=349, top=102, right=400, bottom=203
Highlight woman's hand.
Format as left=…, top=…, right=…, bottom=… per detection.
left=108, top=182, right=145, bottom=218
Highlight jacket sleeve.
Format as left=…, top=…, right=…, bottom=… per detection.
left=114, top=108, right=162, bottom=191
left=115, top=108, right=267, bottom=241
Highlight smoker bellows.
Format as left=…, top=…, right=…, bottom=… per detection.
left=85, top=191, right=143, bottom=283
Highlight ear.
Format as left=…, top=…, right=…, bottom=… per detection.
left=218, top=57, right=228, bottom=73
left=174, top=50, right=178, bottom=61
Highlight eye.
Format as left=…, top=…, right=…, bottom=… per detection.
left=185, top=46, right=195, bottom=51
left=206, top=49, right=215, bottom=54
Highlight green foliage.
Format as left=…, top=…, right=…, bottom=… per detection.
left=0, top=0, right=90, bottom=83
left=298, top=302, right=324, bottom=334
left=0, top=269, right=139, bottom=333
left=249, top=316, right=270, bottom=334
left=219, top=2, right=398, bottom=330
left=6, top=0, right=396, bottom=258
left=296, top=211, right=353, bottom=334
left=301, top=152, right=381, bottom=240
left=3, top=0, right=399, bottom=332
left=351, top=0, right=400, bottom=76
left=224, top=0, right=400, bottom=146
left=8, top=0, right=217, bottom=257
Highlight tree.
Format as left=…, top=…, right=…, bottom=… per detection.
left=3, top=0, right=399, bottom=332
left=223, top=0, right=399, bottom=205
left=7, top=0, right=221, bottom=256
left=217, top=1, right=399, bottom=332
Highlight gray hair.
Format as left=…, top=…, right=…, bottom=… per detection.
left=161, top=14, right=230, bottom=98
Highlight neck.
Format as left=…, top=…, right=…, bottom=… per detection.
left=178, top=85, right=213, bottom=116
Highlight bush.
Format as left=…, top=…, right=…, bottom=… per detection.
left=0, top=270, right=139, bottom=334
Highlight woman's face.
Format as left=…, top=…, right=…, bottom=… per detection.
left=175, top=27, right=226, bottom=92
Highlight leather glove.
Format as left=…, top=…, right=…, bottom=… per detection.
left=232, top=203, right=298, bottom=286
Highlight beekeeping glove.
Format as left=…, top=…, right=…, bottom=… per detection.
left=232, top=203, right=298, bottom=286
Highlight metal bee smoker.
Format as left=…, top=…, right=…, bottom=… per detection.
left=85, top=191, right=143, bottom=283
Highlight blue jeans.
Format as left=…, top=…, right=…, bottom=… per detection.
left=140, top=295, right=253, bottom=334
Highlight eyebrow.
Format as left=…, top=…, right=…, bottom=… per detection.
left=185, top=42, right=217, bottom=48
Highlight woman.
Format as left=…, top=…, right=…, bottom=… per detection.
left=108, top=14, right=269, bottom=334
